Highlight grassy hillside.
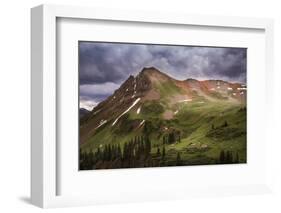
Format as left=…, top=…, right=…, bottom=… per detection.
left=80, top=98, right=246, bottom=169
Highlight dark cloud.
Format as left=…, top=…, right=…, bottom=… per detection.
left=79, top=42, right=246, bottom=109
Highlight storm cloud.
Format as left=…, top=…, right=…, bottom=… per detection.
left=79, top=42, right=246, bottom=110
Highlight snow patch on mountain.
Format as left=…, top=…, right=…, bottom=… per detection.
left=178, top=99, right=192, bottom=103
left=138, top=120, right=145, bottom=127
left=95, top=119, right=107, bottom=129
left=93, top=109, right=101, bottom=115
left=112, top=98, right=141, bottom=126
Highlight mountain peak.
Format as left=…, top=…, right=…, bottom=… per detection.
left=141, top=66, right=159, bottom=72
left=140, top=66, right=165, bottom=75
left=137, top=67, right=174, bottom=87
left=139, top=66, right=171, bottom=80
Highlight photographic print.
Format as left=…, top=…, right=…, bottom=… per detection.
left=79, top=42, right=247, bottom=170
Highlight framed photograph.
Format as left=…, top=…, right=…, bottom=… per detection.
left=78, top=41, right=247, bottom=170
left=31, top=4, right=274, bottom=208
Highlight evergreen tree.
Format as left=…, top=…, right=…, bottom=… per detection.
left=143, top=122, right=149, bottom=134
left=140, top=140, right=145, bottom=155
left=117, top=144, right=122, bottom=159
left=235, top=152, right=239, bottom=163
left=223, top=121, right=228, bottom=127
left=102, top=145, right=107, bottom=161
left=123, top=142, right=128, bottom=160
left=219, top=150, right=225, bottom=163
left=145, top=136, right=151, bottom=156
left=168, top=133, right=172, bottom=143
left=176, top=152, right=182, bottom=166
left=111, top=144, right=115, bottom=160
left=89, top=150, right=94, bottom=165
left=168, top=131, right=176, bottom=144
left=157, top=146, right=161, bottom=156
left=226, top=151, right=233, bottom=163
left=162, top=146, right=166, bottom=160
left=96, top=147, right=101, bottom=161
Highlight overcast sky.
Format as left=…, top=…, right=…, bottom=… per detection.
left=79, top=42, right=246, bottom=110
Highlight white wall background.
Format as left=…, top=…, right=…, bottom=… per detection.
left=0, top=0, right=280, bottom=212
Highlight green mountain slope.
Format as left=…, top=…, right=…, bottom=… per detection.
left=79, top=67, right=247, bottom=170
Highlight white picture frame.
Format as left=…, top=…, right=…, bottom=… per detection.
left=31, top=4, right=274, bottom=208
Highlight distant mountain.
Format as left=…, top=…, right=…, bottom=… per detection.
left=79, top=108, right=90, bottom=118
left=80, top=67, right=247, bottom=169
